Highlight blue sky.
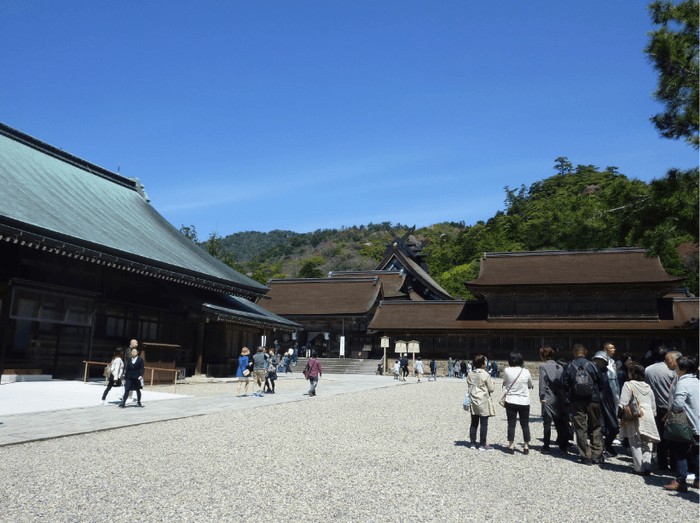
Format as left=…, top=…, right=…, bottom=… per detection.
left=1, top=1, right=697, bottom=237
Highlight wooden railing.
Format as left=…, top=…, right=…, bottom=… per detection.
left=82, top=361, right=181, bottom=393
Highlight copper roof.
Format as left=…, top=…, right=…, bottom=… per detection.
left=259, top=277, right=382, bottom=316
left=0, top=123, right=268, bottom=296
left=368, top=299, right=698, bottom=334
left=467, top=248, right=684, bottom=288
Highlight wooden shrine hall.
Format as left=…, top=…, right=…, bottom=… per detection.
left=0, top=122, right=299, bottom=382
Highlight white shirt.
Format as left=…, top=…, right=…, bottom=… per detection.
left=502, top=366, right=534, bottom=406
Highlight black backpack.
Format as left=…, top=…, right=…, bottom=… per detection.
left=572, top=360, right=596, bottom=398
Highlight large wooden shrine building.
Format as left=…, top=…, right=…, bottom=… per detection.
left=0, top=123, right=298, bottom=381
left=262, top=232, right=698, bottom=361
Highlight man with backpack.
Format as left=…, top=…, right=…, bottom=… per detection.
left=563, top=344, right=608, bottom=465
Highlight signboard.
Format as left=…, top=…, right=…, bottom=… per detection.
left=408, top=340, right=420, bottom=353
left=381, top=336, right=390, bottom=348
left=395, top=340, right=407, bottom=353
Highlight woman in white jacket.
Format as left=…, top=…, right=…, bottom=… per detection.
left=101, top=348, right=124, bottom=404
left=617, top=363, right=659, bottom=475
left=467, top=354, right=496, bottom=451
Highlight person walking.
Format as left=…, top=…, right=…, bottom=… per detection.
left=283, top=351, right=292, bottom=374
left=448, top=357, right=453, bottom=378
left=264, top=348, right=279, bottom=394
left=618, top=363, right=660, bottom=476
left=501, top=352, right=534, bottom=454
left=252, top=347, right=267, bottom=397
left=563, top=344, right=607, bottom=465
left=460, top=360, right=467, bottom=379
left=305, top=350, right=323, bottom=396
left=538, top=346, right=569, bottom=454
left=292, top=344, right=298, bottom=366
left=428, top=358, right=437, bottom=381
left=400, top=354, right=409, bottom=381
left=453, top=359, right=460, bottom=379
left=236, top=347, right=252, bottom=396
left=101, top=348, right=124, bottom=404
left=414, top=357, right=424, bottom=382
left=467, top=354, right=496, bottom=451
left=119, top=345, right=144, bottom=408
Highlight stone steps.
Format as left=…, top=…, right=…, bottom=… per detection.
left=294, top=357, right=381, bottom=375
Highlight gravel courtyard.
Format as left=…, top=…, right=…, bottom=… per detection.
left=0, top=378, right=696, bottom=522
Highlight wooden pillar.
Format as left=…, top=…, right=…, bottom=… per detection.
left=194, top=321, right=205, bottom=375
left=0, top=285, right=12, bottom=383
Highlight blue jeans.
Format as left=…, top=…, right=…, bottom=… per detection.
left=448, top=368, right=453, bottom=377
left=309, top=377, right=319, bottom=395
left=673, top=437, right=699, bottom=481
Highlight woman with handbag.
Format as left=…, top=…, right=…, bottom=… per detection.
left=466, top=354, right=496, bottom=451
left=663, top=357, right=699, bottom=492
left=501, top=352, right=534, bottom=454
left=236, top=347, right=251, bottom=396
left=101, top=348, right=124, bottom=404
left=617, top=363, right=659, bottom=475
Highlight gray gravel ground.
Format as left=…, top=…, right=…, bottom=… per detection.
left=0, top=379, right=697, bottom=522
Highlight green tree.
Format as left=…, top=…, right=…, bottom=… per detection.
left=436, top=260, right=481, bottom=300
left=179, top=224, right=199, bottom=243
left=298, top=256, right=326, bottom=278
left=644, top=0, right=699, bottom=148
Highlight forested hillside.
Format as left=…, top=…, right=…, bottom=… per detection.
left=182, top=159, right=699, bottom=297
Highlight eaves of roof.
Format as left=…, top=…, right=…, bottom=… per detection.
left=0, top=122, right=268, bottom=297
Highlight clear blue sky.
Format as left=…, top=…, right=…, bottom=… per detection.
left=2, top=1, right=697, bottom=237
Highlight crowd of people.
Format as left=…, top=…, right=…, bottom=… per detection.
left=234, top=346, right=322, bottom=398
left=450, top=357, right=499, bottom=379
left=463, top=343, right=699, bottom=493
left=101, top=340, right=322, bottom=404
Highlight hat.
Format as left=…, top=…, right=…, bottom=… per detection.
left=592, top=351, right=607, bottom=361
left=404, top=353, right=408, bottom=356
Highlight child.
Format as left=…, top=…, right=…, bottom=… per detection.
left=393, top=360, right=401, bottom=380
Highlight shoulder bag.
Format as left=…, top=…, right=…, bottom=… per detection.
left=499, top=368, right=523, bottom=407
left=622, top=384, right=643, bottom=421
left=664, top=409, right=693, bottom=443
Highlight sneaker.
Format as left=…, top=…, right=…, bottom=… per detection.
left=468, top=444, right=478, bottom=450
left=540, top=447, right=551, bottom=455
left=480, top=445, right=494, bottom=452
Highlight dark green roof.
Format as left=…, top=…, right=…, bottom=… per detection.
left=0, top=123, right=267, bottom=296
left=203, top=295, right=301, bottom=331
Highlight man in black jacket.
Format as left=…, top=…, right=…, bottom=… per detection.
left=119, top=342, right=145, bottom=408
left=563, top=344, right=607, bottom=465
